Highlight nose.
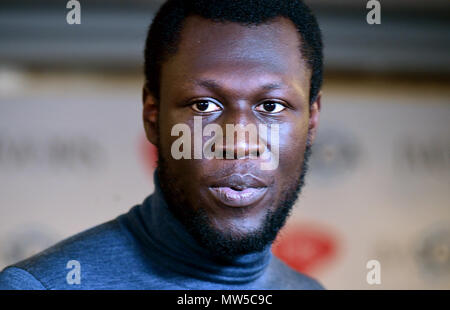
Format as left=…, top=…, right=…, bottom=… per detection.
left=215, top=108, right=266, bottom=160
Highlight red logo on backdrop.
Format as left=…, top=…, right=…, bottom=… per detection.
left=140, top=136, right=158, bottom=172
left=272, top=223, right=337, bottom=275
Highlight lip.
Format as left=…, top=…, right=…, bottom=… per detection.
left=210, top=173, right=268, bottom=190
left=208, top=186, right=268, bottom=208
left=208, top=173, right=269, bottom=208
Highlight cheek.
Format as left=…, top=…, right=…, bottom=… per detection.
left=158, top=107, right=191, bottom=157
left=277, top=121, right=309, bottom=172
left=157, top=114, right=205, bottom=182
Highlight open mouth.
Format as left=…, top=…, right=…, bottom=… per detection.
left=208, top=186, right=268, bottom=208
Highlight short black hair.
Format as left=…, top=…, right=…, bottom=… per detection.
left=144, top=0, right=323, bottom=105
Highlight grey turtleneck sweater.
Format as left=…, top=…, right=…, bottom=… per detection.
left=0, top=173, right=324, bottom=289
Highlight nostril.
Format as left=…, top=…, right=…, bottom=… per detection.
left=219, top=145, right=263, bottom=159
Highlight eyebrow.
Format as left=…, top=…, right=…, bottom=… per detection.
left=193, top=79, right=286, bottom=92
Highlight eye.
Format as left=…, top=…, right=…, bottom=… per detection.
left=190, top=100, right=222, bottom=113
left=255, top=101, right=286, bottom=113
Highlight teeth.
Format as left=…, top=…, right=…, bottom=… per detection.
left=224, top=188, right=253, bottom=200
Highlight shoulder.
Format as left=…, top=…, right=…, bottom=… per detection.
left=265, top=256, right=325, bottom=290
left=0, top=266, right=46, bottom=289
left=0, top=218, right=137, bottom=289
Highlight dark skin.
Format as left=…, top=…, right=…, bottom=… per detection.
left=143, top=16, right=321, bottom=240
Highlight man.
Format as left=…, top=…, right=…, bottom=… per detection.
left=0, top=0, right=323, bottom=289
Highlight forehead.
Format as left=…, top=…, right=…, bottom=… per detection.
left=161, top=15, right=310, bottom=96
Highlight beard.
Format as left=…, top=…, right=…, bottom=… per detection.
left=156, top=141, right=312, bottom=260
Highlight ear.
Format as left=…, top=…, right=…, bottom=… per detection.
left=143, top=86, right=159, bottom=146
left=307, top=91, right=322, bottom=147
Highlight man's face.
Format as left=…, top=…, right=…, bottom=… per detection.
left=143, top=16, right=320, bottom=257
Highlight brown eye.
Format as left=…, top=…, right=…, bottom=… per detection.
left=191, top=100, right=222, bottom=113
left=255, top=101, right=286, bottom=113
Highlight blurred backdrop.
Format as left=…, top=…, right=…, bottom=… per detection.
left=0, top=0, right=449, bottom=289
